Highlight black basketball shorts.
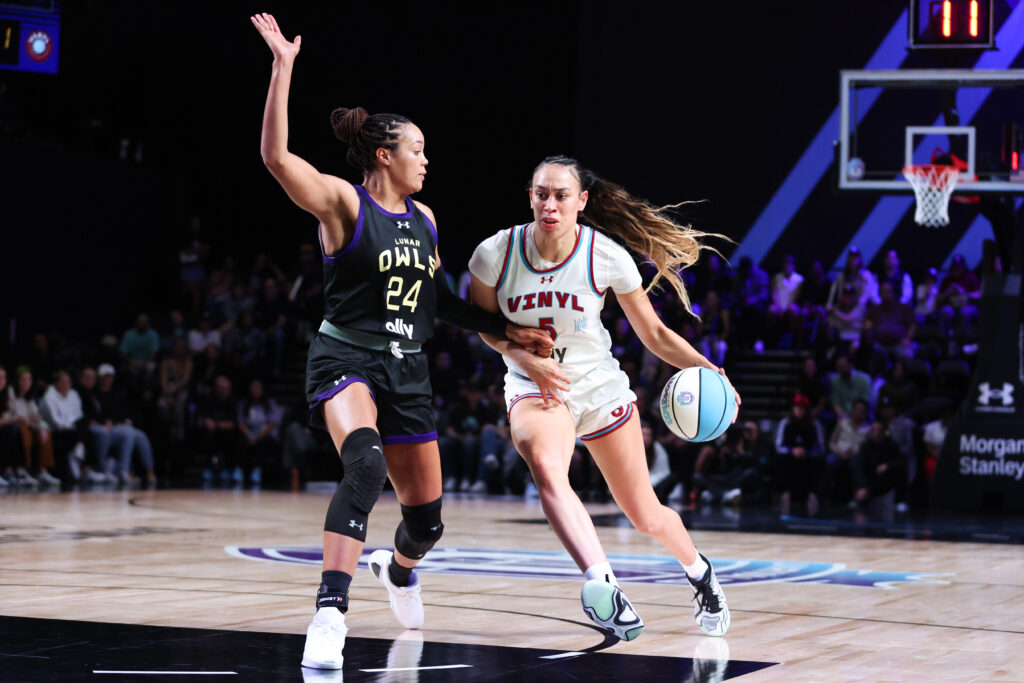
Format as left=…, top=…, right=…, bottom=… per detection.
left=305, top=333, right=437, bottom=445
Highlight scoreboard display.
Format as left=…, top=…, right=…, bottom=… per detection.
left=0, top=5, right=60, bottom=74
left=909, top=0, right=995, bottom=49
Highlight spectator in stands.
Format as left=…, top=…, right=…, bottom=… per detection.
left=876, top=249, right=914, bottom=305
left=204, top=255, right=237, bottom=325
left=774, top=394, right=826, bottom=513
left=766, top=254, right=805, bottom=348
left=287, top=243, right=324, bottom=342
left=40, top=370, right=99, bottom=484
left=237, top=378, right=283, bottom=486
left=120, top=313, right=161, bottom=387
left=158, top=337, right=193, bottom=443
left=7, top=366, right=58, bottom=485
left=796, top=356, right=829, bottom=423
left=94, top=364, right=157, bottom=486
left=280, top=396, right=338, bottom=491
left=0, top=367, right=27, bottom=487
left=827, top=354, right=872, bottom=421
left=193, top=342, right=229, bottom=399
left=936, top=253, right=981, bottom=338
left=875, top=359, right=920, bottom=415
left=196, top=375, right=239, bottom=483
left=78, top=366, right=117, bottom=482
left=825, top=398, right=870, bottom=504
left=27, top=333, right=55, bottom=396
left=852, top=420, right=907, bottom=509
left=921, top=404, right=953, bottom=488
left=694, top=421, right=768, bottom=506
left=188, top=314, right=222, bottom=356
left=161, top=310, right=188, bottom=354
left=256, top=276, right=290, bottom=376
left=224, top=310, right=267, bottom=381
left=828, top=246, right=878, bottom=310
left=178, top=214, right=211, bottom=318
left=826, top=283, right=867, bottom=350
left=733, top=255, right=770, bottom=350
left=877, top=394, right=916, bottom=512
left=799, top=260, right=832, bottom=345
left=851, top=327, right=890, bottom=382
left=914, top=267, right=939, bottom=323
left=695, top=290, right=730, bottom=368
left=864, top=282, right=917, bottom=360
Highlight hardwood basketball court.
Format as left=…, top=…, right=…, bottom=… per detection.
left=1, top=487, right=1021, bottom=681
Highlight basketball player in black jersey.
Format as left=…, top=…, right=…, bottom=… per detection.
left=251, top=13, right=552, bottom=671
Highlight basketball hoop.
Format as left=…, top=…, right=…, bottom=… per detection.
left=903, top=164, right=959, bottom=227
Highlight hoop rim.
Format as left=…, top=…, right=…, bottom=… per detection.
left=901, top=163, right=960, bottom=176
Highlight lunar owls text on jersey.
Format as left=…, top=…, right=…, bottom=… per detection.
left=486, top=222, right=642, bottom=383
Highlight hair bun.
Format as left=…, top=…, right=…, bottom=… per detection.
left=330, top=106, right=369, bottom=143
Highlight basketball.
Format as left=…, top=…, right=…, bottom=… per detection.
left=659, top=367, right=736, bottom=442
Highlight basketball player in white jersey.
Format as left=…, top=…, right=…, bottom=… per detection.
left=469, top=156, right=739, bottom=639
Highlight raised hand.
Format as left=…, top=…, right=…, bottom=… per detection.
left=250, top=13, right=301, bottom=63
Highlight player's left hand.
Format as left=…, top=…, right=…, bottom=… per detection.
left=507, top=324, right=554, bottom=358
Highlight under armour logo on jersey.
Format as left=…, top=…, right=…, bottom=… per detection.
left=396, top=221, right=410, bottom=229
left=333, top=375, right=348, bottom=386
left=349, top=520, right=364, bottom=531
left=540, top=275, right=555, bottom=284
left=978, top=382, right=1015, bottom=406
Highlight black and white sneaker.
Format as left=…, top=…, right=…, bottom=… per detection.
left=581, top=579, right=645, bottom=641
left=688, top=553, right=730, bottom=636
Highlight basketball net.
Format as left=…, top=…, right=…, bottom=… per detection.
left=903, top=164, right=959, bottom=227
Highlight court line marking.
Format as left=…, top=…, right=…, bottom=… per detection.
left=359, top=664, right=472, bottom=672
left=93, top=672, right=237, bottom=676
left=540, top=651, right=586, bottom=659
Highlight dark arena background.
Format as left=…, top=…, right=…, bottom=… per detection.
left=1, top=1, right=1023, bottom=681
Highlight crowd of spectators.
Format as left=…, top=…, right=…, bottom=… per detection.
left=0, top=216, right=985, bottom=516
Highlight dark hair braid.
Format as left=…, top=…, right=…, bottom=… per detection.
left=330, top=106, right=412, bottom=175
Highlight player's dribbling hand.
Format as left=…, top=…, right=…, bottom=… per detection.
left=251, top=13, right=301, bottom=63
left=716, top=366, right=742, bottom=423
left=506, top=324, right=555, bottom=358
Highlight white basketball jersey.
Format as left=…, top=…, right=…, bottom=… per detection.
left=477, top=222, right=642, bottom=384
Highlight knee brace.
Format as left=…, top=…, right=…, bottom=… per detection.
left=324, top=427, right=388, bottom=540
left=394, top=497, right=444, bottom=560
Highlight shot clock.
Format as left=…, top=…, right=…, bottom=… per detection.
left=909, top=0, right=994, bottom=49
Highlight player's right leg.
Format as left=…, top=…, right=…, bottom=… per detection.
left=302, top=384, right=384, bottom=670
left=509, top=398, right=643, bottom=640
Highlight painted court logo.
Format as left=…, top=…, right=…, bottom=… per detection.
left=226, top=546, right=950, bottom=590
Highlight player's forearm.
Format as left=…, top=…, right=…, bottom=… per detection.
left=260, top=60, right=294, bottom=167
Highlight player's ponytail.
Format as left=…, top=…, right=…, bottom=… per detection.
left=533, top=155, right=729, bottom=317
left=330, top=107, right=412, bottom=175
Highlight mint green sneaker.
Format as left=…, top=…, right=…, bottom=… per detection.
left=581, top=579, right=645, bottom=641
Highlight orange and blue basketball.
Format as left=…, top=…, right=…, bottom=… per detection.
left=659, top=367, right=735, bottom=442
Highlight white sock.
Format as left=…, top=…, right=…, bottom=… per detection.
left=584, top=562, right=618, bottom=587
left=682, top=553, right=709, bottom=581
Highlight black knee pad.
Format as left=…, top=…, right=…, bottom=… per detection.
left=324, top=427, right=388, bottom=540
left=394, top=497, right=443, bottom=560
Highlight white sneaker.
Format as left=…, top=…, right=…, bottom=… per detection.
left=85, top=469, right=107, bottom=484
left=458, top=478, right=471, bottom=492
left=37, top=469, right=61, bottom=486
left=667, top=482, right=685, bottom=503
left=442, top=477, right=457, bottom=492
left=688, top=553, right=730, bottom=637
left=15, top=469, right=36, bottom=486
left=67, top=454, right=81, bottom=481
left=368, top=549, right=424, bottom=629
left=301, top=607, right=347, bottom=670
left=0, top=474, right=8, bottom=487
left=468, top=480, right=488, bottom=493
left=722, top=488, right=742, bottom=505
left=581, top=579, right=645, bottom=641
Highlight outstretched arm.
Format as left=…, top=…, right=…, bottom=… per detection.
left=617, top=287, right=742, bottom=414
left=251, top=13, right=357, bottom=250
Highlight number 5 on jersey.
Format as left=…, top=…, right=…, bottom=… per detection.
left=539, top=317, right=567, bottom=363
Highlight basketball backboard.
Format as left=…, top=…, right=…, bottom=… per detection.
left=837, top=69, right=1024, bottom=194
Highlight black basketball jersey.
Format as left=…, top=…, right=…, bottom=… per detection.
left=322, top=185, right=438, bottom=345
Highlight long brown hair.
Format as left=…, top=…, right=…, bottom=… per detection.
left=534, top=155, right=728, bottom=316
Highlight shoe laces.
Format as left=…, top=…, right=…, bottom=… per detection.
left=692, top=575, right=722, bottom=613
